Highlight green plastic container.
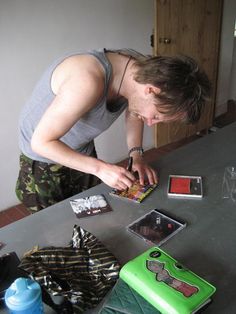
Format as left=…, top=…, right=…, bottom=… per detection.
left=120, top=247, right=216, bottom=314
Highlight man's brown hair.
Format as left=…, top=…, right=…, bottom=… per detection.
left=133, top=55, right=211, bottom=123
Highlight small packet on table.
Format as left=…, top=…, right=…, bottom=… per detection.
left=167, top=175, right=203, bottom=199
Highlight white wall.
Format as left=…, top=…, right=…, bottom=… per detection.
left=229, top=38, right=236, bottom=100
left=215, top=0, right=236, bottom=116
left=0, top=0, right=154, bottom=210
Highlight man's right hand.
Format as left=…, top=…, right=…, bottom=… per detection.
left=96, top=161, right=136, bottom=190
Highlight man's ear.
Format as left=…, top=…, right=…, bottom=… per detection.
left=144, top=85, right=161, bottom=95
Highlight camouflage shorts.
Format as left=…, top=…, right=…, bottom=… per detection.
left=15, top=152, right=100, bottom=214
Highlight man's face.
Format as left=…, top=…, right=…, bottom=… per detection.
left=129, top=106, right=185, bottom=126
left=128, top=87, right=186, bottom=126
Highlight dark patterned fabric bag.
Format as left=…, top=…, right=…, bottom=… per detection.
left=19, top=225, right=120, bottom=313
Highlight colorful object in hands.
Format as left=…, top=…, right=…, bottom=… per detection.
left=110, top=180, right=158, bottom=203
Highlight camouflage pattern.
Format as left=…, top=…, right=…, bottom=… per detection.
left=15, top=153, right=100, bottom=213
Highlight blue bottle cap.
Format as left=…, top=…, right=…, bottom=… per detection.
left=5, top=277, right=42, bottom=311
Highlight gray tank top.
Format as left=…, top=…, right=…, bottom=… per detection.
left=19, top=48, right=144, bottom=163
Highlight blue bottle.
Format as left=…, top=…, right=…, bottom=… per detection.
left=5, top=277, right=44, bottom=313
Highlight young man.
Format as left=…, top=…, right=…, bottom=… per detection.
left=16, top=48, right=210, bottom=212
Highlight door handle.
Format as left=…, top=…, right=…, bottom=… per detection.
left=159, top=38, right=171, bottom=44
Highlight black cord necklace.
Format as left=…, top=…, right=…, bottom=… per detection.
left=116, top=56, right=132, bottom=97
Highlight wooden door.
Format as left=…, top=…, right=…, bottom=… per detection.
left=154, top=0, right=223, bottom=147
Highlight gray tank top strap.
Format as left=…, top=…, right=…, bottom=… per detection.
left=104, top=48, right=146, bottom=60
left=86, top=49, right=112, bottom=98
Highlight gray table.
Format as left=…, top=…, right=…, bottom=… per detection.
left=1, top=122, right=236, bottom=313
